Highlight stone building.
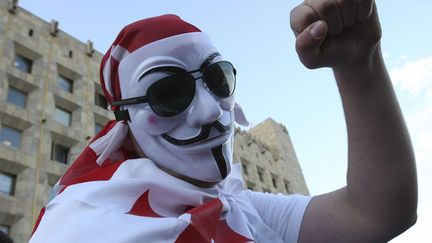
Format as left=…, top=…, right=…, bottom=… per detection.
left=0, top=1, right=308, bottom=242
left=234, top=119, right=309, bottom=195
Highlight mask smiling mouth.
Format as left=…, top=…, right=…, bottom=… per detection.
left=161, top=120, right=232, bottom=146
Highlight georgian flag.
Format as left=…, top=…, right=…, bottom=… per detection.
left=30, top=122, right=258, bottom=243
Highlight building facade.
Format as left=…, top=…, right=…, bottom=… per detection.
left=234, top=119, right=309, bottom=196
left=0, top=1, right=308, bottom=242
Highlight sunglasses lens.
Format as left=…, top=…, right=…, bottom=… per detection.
left=203, top=61, right=236, bottom=98
left=147, top=74, right=195, bottom=117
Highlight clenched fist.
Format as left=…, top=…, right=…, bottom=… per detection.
left=290, top=0, right=382, bottom=69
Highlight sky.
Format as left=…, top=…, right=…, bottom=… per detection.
left=18, top=0, right=431, bottom=242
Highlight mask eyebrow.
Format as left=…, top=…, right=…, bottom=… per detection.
left=199, top=52, right=221, bottom=72
left=138, top=51, right=221, bottom=81
left=138, top=66, right=185, bottom=82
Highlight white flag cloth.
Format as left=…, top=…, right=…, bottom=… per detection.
left=30, top=159, right=290, bottom=243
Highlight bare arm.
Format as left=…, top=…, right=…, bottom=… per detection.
left=290, top=1, right=418, bottom=242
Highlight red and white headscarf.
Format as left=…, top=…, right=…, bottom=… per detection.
left=100, top=14, right=201, bottom=107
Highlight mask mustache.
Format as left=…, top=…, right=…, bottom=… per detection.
left=161, top=120, right=232, bottom=146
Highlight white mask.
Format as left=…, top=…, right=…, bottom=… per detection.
left=119, top=33, right=236, bottom=182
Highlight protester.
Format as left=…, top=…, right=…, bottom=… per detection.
left=30, top=0, right=417, bottom=242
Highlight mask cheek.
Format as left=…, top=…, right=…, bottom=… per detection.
left=127, top=106, right=185, bottom=135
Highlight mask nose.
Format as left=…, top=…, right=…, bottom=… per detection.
left=186, top=81, right=222, bottom=128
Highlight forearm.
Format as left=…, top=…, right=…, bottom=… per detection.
left=334, top=47, right=417, bottom=228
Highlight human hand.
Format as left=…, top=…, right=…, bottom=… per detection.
left=290, top=0, right=382, bottom=70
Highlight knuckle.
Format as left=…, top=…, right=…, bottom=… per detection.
left=289, top=7, right=299, bottom=29
left=316, top=0, right=337, bottom=15
left=290, top=5, right=319, bottom=32
left=289, top=5, right=298, bottom=20
left=306, top=0, right=343, bottom=35
left=303, top=9, right=319, bottom=25
left=303, top=0, right=313, bottom=6
left=335, top=0, right=357, bottom=26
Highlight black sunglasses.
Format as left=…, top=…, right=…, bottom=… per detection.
left=110, top=61, right=236, bottom=118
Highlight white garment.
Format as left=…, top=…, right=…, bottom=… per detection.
left=30, top=159, right=311, bottom=243
left=240, top=191, right=312, bottom=242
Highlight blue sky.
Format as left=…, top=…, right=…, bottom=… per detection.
left=19, top=0, right=431, bottom=241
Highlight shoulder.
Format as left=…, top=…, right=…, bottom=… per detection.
left=239, top=190, right=312, bottom=209
left=239, top=190, right=313, bottom=243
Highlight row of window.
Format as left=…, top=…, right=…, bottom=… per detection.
left=0, top=123, right=106, bottom=167
left=241, top=160, right=291, bottom=193
left=0, top=170, right=56, bottom=203
left=246, top=179, right=291, bottom=193
left=0, top=172, right=54, bottom=241
left=0, top=121, right=103, bottom=151
left=7, top=84, right=107, bottom=127
left=245, top=181, right=272, bottom=193
left=6, top=82, right=107, bottom=129
left=0, top=157, right=61, bottom=202
left=7, top=82, right=107, bottom=110
left=0, top=126, right=68, bottom=164
left=10, top=53, right=108, bottom=108
left=14, top=54, right=74, bottom=93
left=239, top=144, right=274, bottom=166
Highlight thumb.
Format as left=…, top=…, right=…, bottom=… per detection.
left=295, top=20, right=328, bottom=69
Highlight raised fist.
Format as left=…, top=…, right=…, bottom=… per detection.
left=290, top=0, right=382, bottom=69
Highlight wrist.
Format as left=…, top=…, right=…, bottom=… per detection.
left=332, top=44, right=392, bottom=99
left=333, top=43, right=383, bottom=77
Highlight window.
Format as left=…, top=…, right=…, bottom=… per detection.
left=240, top=158, right=250, bottom=176
left=7, top=87, right=27, bottom=108
left=0, top=125, right=22, bottom=149
left=58, top=75, right=73, bottom=93
left=94, top=122, right=104, bottom=135
left=0, top=225, right=10, bottom=235
left=14, top=54, right=32, bottom=73
left=241, top=164, right=248, bottom=175
left=272, top=177, right=277, bottom=188
left=54, top=107, right=71, bottom=126
left=95, top=92, right=108, bottom=109
left=0, top=172, right=15, bottom=196
left=51, top=142, right=70, bottom=164
left=257, top=171, right=263, bottom=182
left=284, top=180, right=291, bottom=193
left=257, top=167, right=264, bottom=182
